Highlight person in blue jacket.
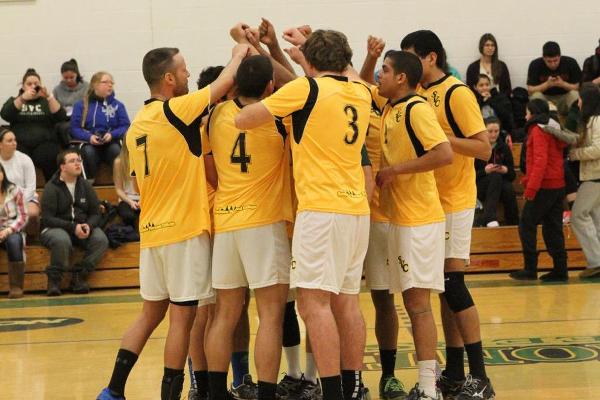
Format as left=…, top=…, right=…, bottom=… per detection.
left=70, top=71, right=130, bottom=181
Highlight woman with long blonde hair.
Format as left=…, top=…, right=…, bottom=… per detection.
left=113, top=141, right=139, bottom=226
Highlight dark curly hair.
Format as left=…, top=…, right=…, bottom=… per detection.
left=302, top=30, right=352, bottom=73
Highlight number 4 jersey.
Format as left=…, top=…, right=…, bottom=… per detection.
left=126, top=88, right=212, bottom=249
left=206, top=98, right=293, bottom=233
left=262, top=75, right=371, bottom=216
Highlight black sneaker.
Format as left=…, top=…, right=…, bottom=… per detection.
left=437, top=373, right=464, bottom=400
left=288, top=378, right=322, bottom=400
left=406, top=383, right=442, bottom=400
left=230, top=374, right=258, bottom=400
left=276, top=374, right=303, bottom=399
left=189, top=387, right=209, bottom=400
left=539, top=271, right=568, bottom=282
left=379, top=376, right=408, bottom=400
left=455, top=375, right=495, bottom=400
left=509, top=270, right=537, bottom=280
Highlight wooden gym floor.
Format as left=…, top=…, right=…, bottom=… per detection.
left=1, top=272, right=599, bottom=399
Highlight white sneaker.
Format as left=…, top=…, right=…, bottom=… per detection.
left=486, top=221, right=499, bottom=227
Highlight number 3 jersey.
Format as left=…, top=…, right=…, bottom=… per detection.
left=206, top=98, right=293, bottom=233
left=262, top=75, right=371, bottom=216
left=126, top=88, right=212, bottom=249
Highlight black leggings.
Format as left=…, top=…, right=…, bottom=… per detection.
left=18, top=142, right=61, bottom=181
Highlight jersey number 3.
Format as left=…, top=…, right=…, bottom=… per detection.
left=231, top=132, right=251, bottom=173
left=344, top=105, right=359, bottom=144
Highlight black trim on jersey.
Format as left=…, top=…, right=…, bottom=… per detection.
left=274, top=118, right=288, bottom=141
left=371, top=99, right=381, bottom=114
left=323, top=74, right=348, bottom=82
left=405, top=100, right=426, bottom=157
left=291, top=77, right=319, bottom=144
left=205, top=106, right=216, bottom=138
left=163, top=101, right=209, bottom=157
left=361, top=144, right=371, bottom=166
left=423, top=74, right=451, bottom=90
left=390, top=93, right=419, bottom=107
left=233, top=98, right=246, bottom=109
left=444, top=84, right=467, bottom=139
left=144, top=98, right=162, bottom=105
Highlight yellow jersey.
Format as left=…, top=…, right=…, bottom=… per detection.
left=207, top=98, right=292, bottom=233
left=380, top=94, right=447, bottom=226
left=262, top=75, right=371, bottom=216
left=126, top=88, right=212, bottom=248
left=417, top=75, right=486, bottom=213
left=365, top=95, right=388, bottom=223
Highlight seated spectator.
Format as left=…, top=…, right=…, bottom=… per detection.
left=510, top=99, right=568, bottom=282
left=53, top=59, right=89, bottom=117
left=113, top=143, right=139, bottom=227
left=467, top=33, right=512, bottom=96
left=70, top=71, right=130, bottom=182
left=0, top=163, right=28, bottom=299
left=527, top=41, right=581, bottom=116
left=40, top=149, right=109, bottom=296
left=0, top=127, right=40, bottom=232
left=473, top=74, right=515, bottom=134
left=581, top=39, right=600, bottom=85
left=476, top=117, right=519, bottom=227
left=0, top=68, right=67, bottom=181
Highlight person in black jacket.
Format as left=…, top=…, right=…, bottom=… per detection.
left=40, top=148, right=108, bottom=296
left=476, top=117, right=519, bottom=226
left=466, top=33, right=512, bottom=97
left=473, top=74, right=515, bottom=134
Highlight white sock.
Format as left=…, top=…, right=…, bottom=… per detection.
left=418, top=360, right=438, bottom=398
left=304, top=352, right=318, bottom=383
left=284, top=345, right=302, bottom=379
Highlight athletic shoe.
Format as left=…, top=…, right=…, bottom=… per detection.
left=406, top=383, right=442, bottom=400
left=437, top=373, right=464, bottom=400
left=485, top=221, right=499, bottom=228
left=276, top=374, right=303, bottom=399
left=580, top=266, right=600, bottom=279
left=188, top=387, right=209, bottom=400
left=508, top=270, right=537, bottom=280
left=540, top=271, right=568, bottom=282
left=231, top=374, right=258, bottom=400
left=358, top=385, right=371, bottom=400
left=288, top=378, right=322, bottom=400
left=96, top=388, right=125, bottom=400
left=455, top=375, right=495, bottom=400
left=379, top=375, right=408, bottom=400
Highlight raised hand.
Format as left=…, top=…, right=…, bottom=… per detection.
left=259, top=17, right=278, bottom=47
left=367, top=35, right=385, bottom=58
left=282, top=27, right=307, bottom=46
left=230, top=22, right=251, bottom=43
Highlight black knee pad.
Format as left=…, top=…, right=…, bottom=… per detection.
left=443, top=272, right=474, bottom=313
left=282, top=301, right=301, bottom=347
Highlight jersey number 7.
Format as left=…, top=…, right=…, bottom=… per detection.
left=136, top=135, right=150, bottom=176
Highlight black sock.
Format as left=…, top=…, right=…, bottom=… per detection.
left=161, top=368, right=184, bottom=400
left=108, top=348, right=138, bottom=396
left=465, top=341, right=487, bottom=379
left=193, top=370, right=209, bottom=394
left=258, top=381, right=277, bottom=400
left=321, top=375, right=343, bottom=400
left=341, top=370, right=361, bottom=400
left=208, top=371, right=228, bottom=400
left=380, top=349, right=397, bottom=378
left=444, top=346, right=465, bottom=381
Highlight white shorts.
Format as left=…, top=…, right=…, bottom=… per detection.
left=291, top=211, right=369, bottom=295
left=444, top=209, right=475, bottom=260
left=387, top=222, right=445, bottom=293
left=364, top=222, right=391, bottom=290
left=212, top=222, right=291, bottom=289
left=139, top=234, right=213, bottom=304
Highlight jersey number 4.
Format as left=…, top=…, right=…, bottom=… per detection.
left=344, top=105, right=359, bottom=144
left=136, top=135, right=150, bottom=176
left=231, top=132, right=251, bottom=173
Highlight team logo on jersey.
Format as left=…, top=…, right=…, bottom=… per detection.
left=337, top=189, right=367, bottom=199
left=0, top=317, right=83, bottom=332
left=395, top=110, right=402, bottom=123
left=140, top=221, right=176, bottom=232
left=432, top=91, right=441, bottom=107
left=215, top=204, right=258, bottom=215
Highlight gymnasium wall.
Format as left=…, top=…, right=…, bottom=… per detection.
left=0, top=0, right=598, bottom=120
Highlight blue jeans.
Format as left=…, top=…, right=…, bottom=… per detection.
left=80, top=142, right=121, bottom=179
left=1, top=233, right=24, bottom=262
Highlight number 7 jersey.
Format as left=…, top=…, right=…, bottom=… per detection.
left=262, top=75, right=371, bottom=216
left=206, top=98, right=293, bottom=233
left=126, top=88, right=212, bottom=249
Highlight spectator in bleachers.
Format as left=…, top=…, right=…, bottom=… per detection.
left=53, top=59, right=89, bottom=117
left=510, top=99, right=568, bottom=282
left=0, top=162, right=28, bottom=299
left=582, top=39, right=600, bottom=85
left=527, top=41, right=581, bottom=116
left=467, top=33, right=512, bottom=96
left=70, top=71, right=130, bottom=182
left=0, top=68, right=67, bottom=181
left=0, top=127, right=40, bottom=230
left=113, top=142, right=139, bottom=227
left=473, top=73, right=515, bottom=134
left=40, top=148, right=108, bottom=296
left=569, top=83, right=600, bottom=279
left=476, top=117, right=519, bottom=227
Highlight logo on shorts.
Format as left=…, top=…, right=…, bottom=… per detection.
left=291, top=258, right=296, bottom=270
left=398, top=256, right=409, bottom=272
left=432, top=91, right=441, bottom=107
left=445, top=232, right=450, bottom=241
left=215, top=204, right=257, bottom=215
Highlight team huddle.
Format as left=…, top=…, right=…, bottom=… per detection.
left=97, top=20, right=495, bottom=400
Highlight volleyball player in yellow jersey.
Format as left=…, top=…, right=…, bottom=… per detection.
left=236, top=30, right=371, bottom=400
left=202, top=55, right=292, bottom=400
left=375, top=50, right=453, bottom=400
left=401, top=31, right=495, bottom=400
left=97, top=44, right=249, bottom=400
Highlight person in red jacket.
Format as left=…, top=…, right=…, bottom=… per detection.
left=510, top=98, right=568, bottom=281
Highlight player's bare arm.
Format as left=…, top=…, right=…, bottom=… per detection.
left=359, top=35, right=385, bottom=84
left=210, top=43, right=250, bottom=104
left=447, top=130, right=492, bottom=161
left=259, top=17, right=296, bottom=75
